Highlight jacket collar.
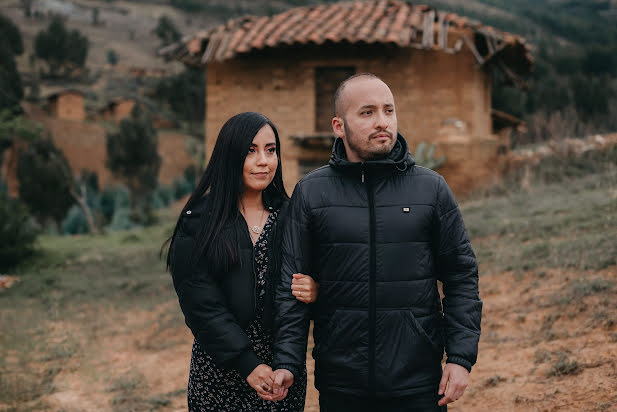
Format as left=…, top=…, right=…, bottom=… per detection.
left=328, top=133, right=415, bottom=175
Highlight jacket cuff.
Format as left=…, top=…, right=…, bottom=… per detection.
left=272, top=363, right=300, bottom=380
left=232, top=350, right=263, bottom=379
left=446, top=356, right=473, bottom=373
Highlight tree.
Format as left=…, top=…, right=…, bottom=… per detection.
left=0, top=14, right=24, bottom=113
left=0, top=189, right=38, bottom=272
left=153, top=15, right=181, bottom=46
left=0, top=110, right=41, bottom=180
left=19, top=0, right=33, bottom=18
left=34, top=16, right=89, bottom=77
left=17, top=138, right=74, bottom=226
left=106, top=49, right=118, bottom=66
left=155, top=66, right=204, bottom=127
left=105, top=105, right=161, bottom=223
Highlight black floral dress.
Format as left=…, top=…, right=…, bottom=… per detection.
left=187, top=210, right=307, bottom=411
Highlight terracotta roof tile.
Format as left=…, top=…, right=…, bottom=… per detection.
left=160, top=0, right=533, bottom=82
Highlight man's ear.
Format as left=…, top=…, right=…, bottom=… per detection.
left=332, top=116, right=345, bottom=139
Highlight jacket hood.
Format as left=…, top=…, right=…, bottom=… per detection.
left=329, top=133, right=415, bottom=172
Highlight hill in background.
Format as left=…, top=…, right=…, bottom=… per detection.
left=2, top=0, right=616, bottom=140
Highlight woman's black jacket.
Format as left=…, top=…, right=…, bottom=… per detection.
left=169, top=194, right=288, bottom=379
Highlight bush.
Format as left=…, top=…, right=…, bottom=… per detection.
left=412, top=141, right=446, bottom=170
left=0, top=191, right=38, bottom=271
left=152, top=185, right=173, bottom=209
left=99, top=185, right=130, bottom=222
left=107, top=208, right=137, bottom=232
left=172, top=175, right=193, bottom=199
left=61, top=205, right=89, bottom=235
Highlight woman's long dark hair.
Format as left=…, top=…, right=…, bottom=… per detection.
left=165, top=112, right=288, bottom=274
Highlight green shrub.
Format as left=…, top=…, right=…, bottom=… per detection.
left=107, top=208, right=137, bottom=232
left=172, top=175, right=192, bottom=200
left=0, top=191, right=38, bottom=271
left=99, top=185, right=130, bottom=221
left=412, top=142, right=446, bottom=170
left=152, top=185, right=173, bottom=210
left=61, top=205, right=89, bottom=235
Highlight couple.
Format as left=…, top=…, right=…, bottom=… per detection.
left=167, top=74, right=482, bottom=412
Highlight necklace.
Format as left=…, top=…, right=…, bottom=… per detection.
left=251, top=208, right=265, bottom=234
left=241, top=202, right=266, bottom=236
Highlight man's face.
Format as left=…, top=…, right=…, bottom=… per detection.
left=333, top=78, right=398, bottom=162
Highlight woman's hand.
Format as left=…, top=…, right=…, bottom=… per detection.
left=291, top=273, right=319, bottom=303
left=246, top=364, right=276, bottom=401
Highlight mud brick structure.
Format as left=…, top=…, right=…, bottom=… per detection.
left=46, top=90, right=86, bottom=121
left=161, top=0, right=533, bottom=195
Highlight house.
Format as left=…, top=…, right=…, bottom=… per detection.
left=100, top=98, right=135, bottom=123
left=46, top=89, right=86, bottom=121
left=161, top=0, right=533, bottom=195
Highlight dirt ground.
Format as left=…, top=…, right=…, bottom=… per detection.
left=34, top=266, right=616, bottom=412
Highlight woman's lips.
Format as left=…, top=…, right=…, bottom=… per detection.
left=252, top=172, right=269, bottom=178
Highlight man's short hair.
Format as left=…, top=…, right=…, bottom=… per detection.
left=333, top=73, right=383, bottom=117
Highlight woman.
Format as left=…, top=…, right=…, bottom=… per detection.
left=167, top=112, right=318, bottom=411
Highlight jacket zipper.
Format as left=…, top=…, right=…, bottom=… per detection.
left=364, top=163, right=377, bottom=397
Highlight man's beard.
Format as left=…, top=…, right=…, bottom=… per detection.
left=344, top=122, right=394, bottom=161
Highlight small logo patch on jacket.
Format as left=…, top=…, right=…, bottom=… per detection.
left=402, top=207, right=410, bottom=213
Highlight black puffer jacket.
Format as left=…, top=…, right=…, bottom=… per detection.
left=169, top=194, right=288, bottom=379
left=273, top=134, right=482, bottom=397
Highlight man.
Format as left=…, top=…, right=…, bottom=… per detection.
left=272, top=73, right=482, bottom=411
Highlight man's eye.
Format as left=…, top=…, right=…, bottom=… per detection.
left=362, top=111, right=372, bottom=115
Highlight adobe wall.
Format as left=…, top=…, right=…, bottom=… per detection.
left=50, top=93, right=86, bottom=121
left=5, top=103, right=194, bottom=196
left=205, top=40, right=495, bottom=196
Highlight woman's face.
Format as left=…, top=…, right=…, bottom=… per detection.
left=242, top=124, right=278, bottom=194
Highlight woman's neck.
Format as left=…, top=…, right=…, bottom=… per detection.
left=239, top=190, right=264, bottom=212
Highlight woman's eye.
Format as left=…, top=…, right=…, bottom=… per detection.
left=248, top=148, right=256, bottom=153
left=267, top=147, right=276, bottom=153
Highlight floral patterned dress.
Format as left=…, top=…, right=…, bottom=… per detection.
left=187, top=210, right=307, bottom=411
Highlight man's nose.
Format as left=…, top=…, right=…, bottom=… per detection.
left=374, top=111, right=388, bottom=129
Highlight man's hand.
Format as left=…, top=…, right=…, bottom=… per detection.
left=246, top=364, right=276, bottom=401
left=438, top=363, right=469, bottom=406
left=270, top=369, right=294, bottom=401
left=291, top=273, right=319, bottom=303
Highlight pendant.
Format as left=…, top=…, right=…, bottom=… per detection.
left=251, top=225, right=262, bottom=234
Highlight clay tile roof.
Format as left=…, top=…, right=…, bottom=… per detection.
left=160, top=0, right=533, bottom=87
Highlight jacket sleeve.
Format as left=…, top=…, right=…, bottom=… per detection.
left=272, top=183, right=312, bottom=379
left=434, top=176, right=482, bottom=372
left=170, top=233, right=262, bottom=379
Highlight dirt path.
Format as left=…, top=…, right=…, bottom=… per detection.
left=41, top=267, right=616, bottom=411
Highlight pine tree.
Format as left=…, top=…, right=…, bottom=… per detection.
left=105, top=105, right=161, bottom=224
